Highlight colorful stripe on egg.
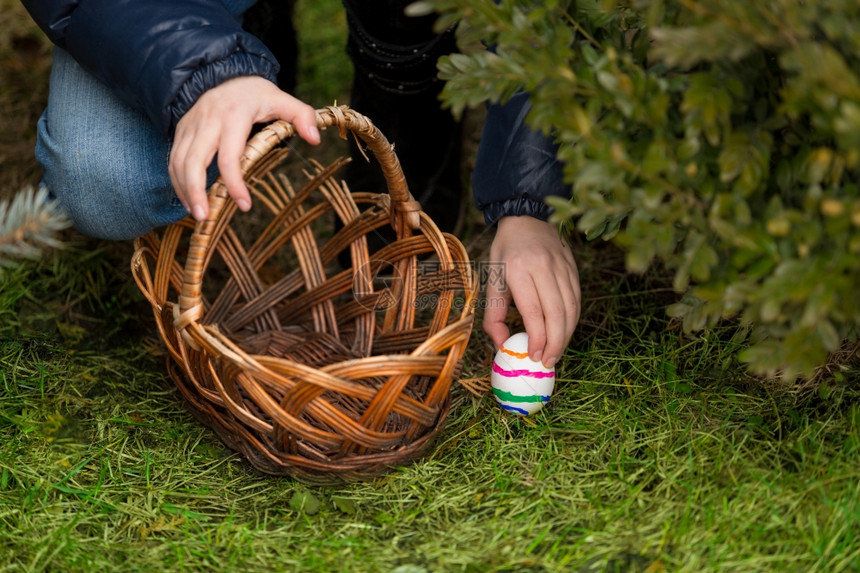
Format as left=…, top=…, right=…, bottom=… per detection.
left=491, top=365, right=553, bottom=403
left=499, top=345, right=530, bottom=360
left=491, top=362, right=554, bottom=380
left=491, top=386, right=551, bottom=415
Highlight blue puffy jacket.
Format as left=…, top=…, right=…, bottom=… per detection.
left=22, top=0, right=569, bottom=223
left=472, top=91, right=570, bottom=225
left=22, top=0, right=276, bottom=137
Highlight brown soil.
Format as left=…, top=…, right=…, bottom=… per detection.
left=0, top=1, right=52, bottom=199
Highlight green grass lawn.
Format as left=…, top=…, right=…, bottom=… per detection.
left=2, top=1, right=859, bottom=572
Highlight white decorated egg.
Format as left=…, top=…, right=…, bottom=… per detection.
left=490, top=332, right=555, bottom=416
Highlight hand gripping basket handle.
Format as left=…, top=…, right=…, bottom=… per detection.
left=175, top=105, right=420, bottom=329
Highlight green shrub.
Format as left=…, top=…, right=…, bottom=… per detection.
left=429, top=0, right=860, bottom=379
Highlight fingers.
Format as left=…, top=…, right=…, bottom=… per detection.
left=537, top=249, right=580, bottom=369
left=482, top=278, right=512, bottom=349
left=169, top=76, right=321, bottom=222
left=287, top=102, right=321, bottom=146
left=533, top=273, right=574, bottom=369
left=506, top=272, right=547, bottom=364
left=169, top=120, right=217, bottom=221
left=216, top=119, right=253, bottom=213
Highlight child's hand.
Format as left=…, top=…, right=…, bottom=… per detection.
left=483, top=216, right=581, bottom=368
left=168, top=76, right=320, bottom=221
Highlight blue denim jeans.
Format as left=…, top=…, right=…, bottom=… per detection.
left=35, top=0, right=256, bottom=240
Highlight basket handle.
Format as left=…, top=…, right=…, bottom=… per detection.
left=175, top=105, right=420, bottom=331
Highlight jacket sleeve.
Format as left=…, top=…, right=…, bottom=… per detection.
left=472, top=91, right=572, bottom=226
left=22, top=0, right=278, bottom=137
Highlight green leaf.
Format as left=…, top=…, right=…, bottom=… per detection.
left=816, top=320, right=841, bottom=352
left=545, top=195, right=582, bottom=222
left=290, top=490, right=321, bottom=515
left=374, top=511, right=394, bottom=525
left=641, top=139, right=671, bottom=176
left=625, top=240, right=656, bottom=273
left=668, top=381, right=693, bottom=394
left=596, top=70, right=619, bottom=92
left=760, top=298, right=781, bottom=323
left=775, top=159, right=793, bottom=194
left=578, top=208, right=609, bottom=237
left=332, top=496, right=357, bottom=515
left=718, top=133, right=750, bottom=184
left=690, top=244, right=718, bottom=282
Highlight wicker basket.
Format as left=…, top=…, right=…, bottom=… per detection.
left=131, top=106, right=476, bottom=483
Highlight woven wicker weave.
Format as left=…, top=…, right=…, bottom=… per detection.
left=131, top=106, right=476, bottom=483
